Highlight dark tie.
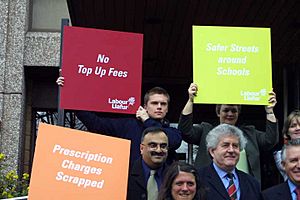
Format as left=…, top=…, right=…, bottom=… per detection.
left=227, top=173, right=237, bottom=200
left=147, top=170, right=158, bottom=200
left=295, top=186, right=300, bottom=200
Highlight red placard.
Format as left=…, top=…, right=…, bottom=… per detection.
left=60, top=26, right=143, bottom=114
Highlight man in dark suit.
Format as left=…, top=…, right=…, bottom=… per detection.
left=263, top=139, right=300, bottom=200
left=198, top=124, right=262, bottom=200
left=127, top=127, right=169, bottom=200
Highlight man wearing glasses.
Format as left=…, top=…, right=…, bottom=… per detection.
left=178, top=83, right=279, bottom=184
left=127, top=127, right=169, bottom=200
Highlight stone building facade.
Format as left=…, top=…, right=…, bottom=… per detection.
left=0, top=0, right=69, bottom=173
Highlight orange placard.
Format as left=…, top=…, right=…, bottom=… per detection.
left=28, top=123, right=131, bottom=200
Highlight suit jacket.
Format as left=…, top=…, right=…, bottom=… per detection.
left=178, top=113, right=279, bottom=183
left=198, top=163, right=262, bottom=200
left=262, top=182, right=292, bottom=200
left=127, top=158, right=167, bottom=200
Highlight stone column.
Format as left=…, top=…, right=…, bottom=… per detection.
left=0, top=0, right=29, bottom=172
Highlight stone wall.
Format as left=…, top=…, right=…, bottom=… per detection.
left=0, top=0, right=61, bottom=172
left=0, top=0, right=29, bottom=172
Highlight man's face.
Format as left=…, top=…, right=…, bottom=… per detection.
left=171, top=171, right=197, bottom=200
left=288, top=117, right=300, bottom=140
left=282, top=146, right=300, bottom=185
left=140, top=131, right=168, bottom=169
left=209, top=135, right=240, bottom=172
left=144, top=94, right=168, bottom=119
left=217, top=105, right=239, bottom=125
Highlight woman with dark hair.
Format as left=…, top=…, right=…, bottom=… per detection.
left=157, top=162, right=206, bottom=200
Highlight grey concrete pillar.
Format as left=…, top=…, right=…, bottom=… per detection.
left=0, top=0, right=29, bottom=171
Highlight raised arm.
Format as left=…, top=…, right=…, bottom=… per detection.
left=178, top=83, right=205, bottom=144
left=265, top=90, right=277, bottom=123
left=181, top=83, right=198, bottom=115
left=249, top=90, right=279, bottom=150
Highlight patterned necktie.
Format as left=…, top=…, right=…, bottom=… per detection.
left=147, top=170, right=158, bottom=200
left=295, top=186, right=300, bottom=200
left=227, top=173, right=237, bottom=200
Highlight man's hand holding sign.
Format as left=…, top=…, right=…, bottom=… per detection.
left=136, top=106, right=150, bottom=122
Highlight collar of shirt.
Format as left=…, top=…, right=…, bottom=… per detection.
left=213, top=162, right=240, bottom=199
left=141, top=159, right=164, bottom=188
left=287, top=179, right=299, bottom=200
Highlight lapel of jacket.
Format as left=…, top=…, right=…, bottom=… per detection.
left=131, top=158, right=146, bottom=190
left=206, top=163, right=230, bottom=199
left=237, top=169, right=248, bottom=199
left=237, top=168, right=263, bottom=200
left=278, top=182, right=293, bottom=200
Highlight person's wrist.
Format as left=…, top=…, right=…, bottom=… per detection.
left=266, top=111, right=274, bottom=114
left=142, top=116, right=150, bottom=122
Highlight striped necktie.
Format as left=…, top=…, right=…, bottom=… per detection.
left=227, top=173, right=237, bottom=200
left=295, top=186, right=300, bottom=200
left=147, top=170, right=158, bottom=200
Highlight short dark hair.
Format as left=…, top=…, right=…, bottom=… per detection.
left=215, top=104, right=242, bottom=115
left=144, top=87, right=170, bottom=105
left=282, top=110, right=300, bottom=140
left=141, top=127, right=168, bottom=143
left=157, top=162, right=206, bottom=200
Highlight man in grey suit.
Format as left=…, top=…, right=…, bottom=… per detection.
left=198, top=124, right=262, bottom=200
left=263, top=139, right=300, bottom=200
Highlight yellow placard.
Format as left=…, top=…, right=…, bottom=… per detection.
left=28, top=123, right=130, bottom=200
left=193, top=26, right=272, bottom=105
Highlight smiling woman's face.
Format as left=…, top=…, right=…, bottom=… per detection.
left=171, top=171, right=196, bottom=200
left=288, top=117, right=300, bottom=140
left=218, top=105, right=239, bottom=125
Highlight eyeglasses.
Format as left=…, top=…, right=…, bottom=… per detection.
left=142, top=142, right=168, bottom=151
